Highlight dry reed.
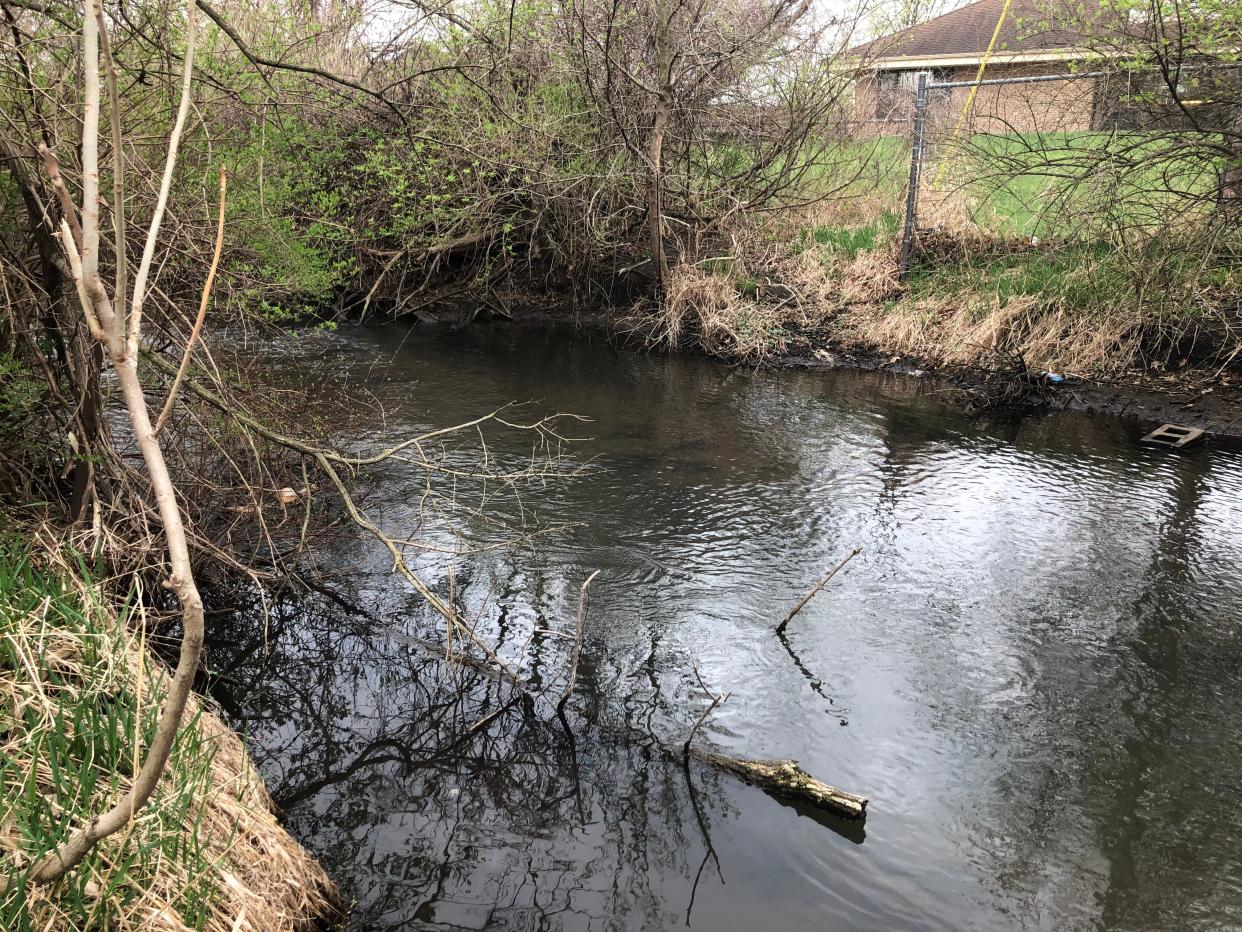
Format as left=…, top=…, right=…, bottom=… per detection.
left=0, top=544, right=336, bottom=931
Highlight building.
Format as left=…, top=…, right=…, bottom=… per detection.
left=851, top=0, right=1113, bottom=135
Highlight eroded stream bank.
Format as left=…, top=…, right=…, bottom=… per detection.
left=209, top=325, right=1242, bottom=931
left=403, top=305, right=1242, bottom=440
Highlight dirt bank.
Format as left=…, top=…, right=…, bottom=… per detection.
left=407, top=302, right=1242, bottom=443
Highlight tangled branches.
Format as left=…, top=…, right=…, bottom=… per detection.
left=0, top=0, right=587, bottom=890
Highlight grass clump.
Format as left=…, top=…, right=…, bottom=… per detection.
left=654, top=264, right=793, bottom=361
left=0, top=544, right=334, bottom=931
left=801, top=211, right=901, bottom=260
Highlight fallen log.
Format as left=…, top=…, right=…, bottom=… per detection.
left=688, top=747, right=868, bottom=821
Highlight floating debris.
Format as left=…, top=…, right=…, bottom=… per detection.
left=1140, top=424, right=1205, bottom=448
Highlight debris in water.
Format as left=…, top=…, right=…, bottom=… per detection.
left=689, top=748, right=868, bottom=820
left=1140, top=424, right=1205, bottom=449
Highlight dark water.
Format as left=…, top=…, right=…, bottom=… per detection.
left=207, top=326, right=1242, bottom=931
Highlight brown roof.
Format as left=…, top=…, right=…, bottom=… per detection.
left=854, top=0, right=1093, bottom=62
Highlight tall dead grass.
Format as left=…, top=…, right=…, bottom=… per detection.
left=642, top=215, right=851, bottom=361
left=836, top=286, right=1147, bottom=375
left=655, top=264, right=793, bottom=361
left=0, top=543, right=335, bottom=931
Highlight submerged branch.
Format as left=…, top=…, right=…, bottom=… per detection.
left=688, top=748, right=868, bottom=821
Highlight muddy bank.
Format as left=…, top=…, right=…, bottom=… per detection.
left=401, top=302, right=1242, bottom=443
left=771, top=347, right=1242, bottom=443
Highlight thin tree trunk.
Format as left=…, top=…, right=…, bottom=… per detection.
left=19, top=349, right=206, bottom=885
left=1220, top=150, right=1241, bottom=214
left=647, top=2, right=673, bottom=291
left=0, top=135, right=103, bottom=522
left=647, top=101, right=670, bottom=289
left=14, top=0, right=206, bottom=887
left=1217, top=105, right=1242, bottom=215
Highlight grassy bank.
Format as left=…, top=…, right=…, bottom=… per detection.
left=0, top=544, right=334, bottom=930
left=645, top=235, right=1239, bottom=379
left=650, top=130, right=1236, bottom=383
left=640, top=137, right=1240, bottom=383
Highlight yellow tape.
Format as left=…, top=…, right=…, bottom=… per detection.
left=931, top=0, right=1015, bottom=188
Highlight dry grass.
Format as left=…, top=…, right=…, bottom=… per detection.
left=0, top=543, right=335, bottom=931
left=836, top=294, right=1146, bottom=375
left=836, top=248, right=902, bottom=305
left=655, top=264, right=791, bottom=361
left=640, top=214, right=851, bottom=361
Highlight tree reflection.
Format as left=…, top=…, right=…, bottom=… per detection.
left=200, top=584, right=750, bottom=930
left=974, top=444, right=1242, bottom=929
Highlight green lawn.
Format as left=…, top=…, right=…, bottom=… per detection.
left=928, top=131, right=1222, bottom=237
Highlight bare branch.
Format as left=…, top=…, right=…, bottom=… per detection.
left=775, top=546, right=861, bottom=636
left=128, top=1, right=197, bottom=357
left=558, top=569, right=600, bottom=712
left=155, top=167, right=226, bottom=434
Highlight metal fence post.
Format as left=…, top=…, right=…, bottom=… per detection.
left=899, top=71, right=930, bottom=277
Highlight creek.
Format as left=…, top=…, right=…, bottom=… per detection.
left=207, top=325, right=1242, bottom=931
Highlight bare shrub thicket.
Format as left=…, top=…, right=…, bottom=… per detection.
left=0, top=0, right=580, bottom=891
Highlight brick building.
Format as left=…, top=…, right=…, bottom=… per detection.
left=852, top=0, right=1111, bottom=135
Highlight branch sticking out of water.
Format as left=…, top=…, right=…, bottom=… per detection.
left=680, top=669, right=867, bottom=820
left=558, top=570, right=600, bottom=713
left=689, top=749, right=868, bottom=820
left=775, top=546, right=862, bottom=636
left=683, top=667, right=730, bottom=758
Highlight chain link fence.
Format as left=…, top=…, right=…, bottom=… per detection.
left=861, top=62, right=1242, bottom=275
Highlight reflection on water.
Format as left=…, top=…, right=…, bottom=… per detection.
left=205, top=326, right=1242, bottom=930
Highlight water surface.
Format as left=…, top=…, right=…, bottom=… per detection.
left=207, top=326, right=1242, bottom=931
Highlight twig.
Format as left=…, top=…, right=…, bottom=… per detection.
left=310, top=450, right=526, bottom=689
left=683, top=666, right=729, bottom=758
left=467, top=695, right=522, bottom=735
left=558, top=570, right=600, bottom=713
left=155, top=167, right=226, bottom=434
left=138, top=351, right=577, bottom=685
left=194, top=0, right=384, bottom=100
left=774, top=546, right=861, bottom=636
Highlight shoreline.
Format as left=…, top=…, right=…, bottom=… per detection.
left=770, top=347, right=1242, bottom=443
left=414, top=303, right=1242, bottom=443
left=0, top=545, right=340, bottom=931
